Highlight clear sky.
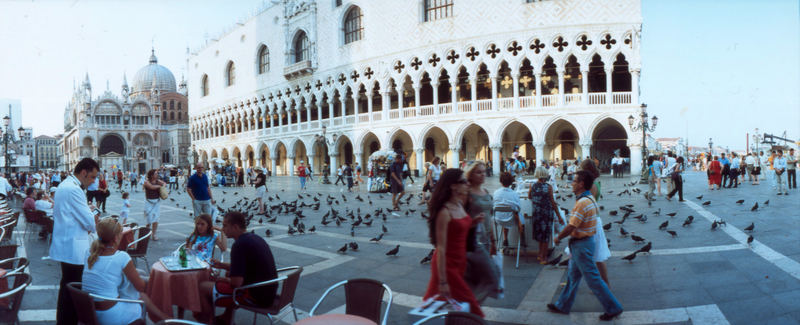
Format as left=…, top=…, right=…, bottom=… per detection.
left=0, top=0, right=797, bottom=150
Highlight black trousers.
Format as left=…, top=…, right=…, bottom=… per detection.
left=788, top=169, right=797, bottom=189
left=727, top=169, right=739, bottom=187
left=57, top=262, right=84, bottom=325
left=721, top=165, right=730, bottom=188
left=334, top=175, right=344, bottom=185
left=667, top=176, right=683, bottom=201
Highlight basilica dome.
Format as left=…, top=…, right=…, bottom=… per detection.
left=131, top=49, right=177, bottom=95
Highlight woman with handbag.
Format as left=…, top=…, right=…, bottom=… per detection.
left=464, top=161, right=500, bottom=302
left=143, top=169, right=166, bottom=241
left=423, top=168, right=485, bottom=318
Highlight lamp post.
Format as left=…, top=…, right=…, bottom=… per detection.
left=1, top=115, right=13, bottom=175
left=628, top=103, right=658, bottom=184
left=709, top=138, right=713, bottom=156
left=752, top=128, right=761, bottom=155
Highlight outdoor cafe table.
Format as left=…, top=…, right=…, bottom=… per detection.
left=294, top=314, right=377, bottom=325
left=146, top=260, right=211, bottom=317
left=116, top=227, right=134, bottom=251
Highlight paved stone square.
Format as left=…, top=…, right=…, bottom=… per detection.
left=14, top=171, right=800, bottom=324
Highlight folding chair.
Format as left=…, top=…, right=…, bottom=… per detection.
left=493, top=203, right=522, bottom=268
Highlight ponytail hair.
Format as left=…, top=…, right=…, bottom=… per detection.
left=87, top=217, right=122, bottom=269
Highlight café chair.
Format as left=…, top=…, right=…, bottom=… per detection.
left=66, top=282, right=146, bottom=325
left=0, top=273, right=32, bottom=325
left=22, top=210, right=44, bottom=239
left=0, top=257, right=29, bottom=277
left=493, top=203, right=523, bottom=268
left=0, top=216, right=18, bottom=243
left=0, top=243, right=17, bottom=261
left=155, top=320, right=205, bottom=325
left=126, top=226, right=152, bottom=269
left=413, top=311, right=488, bottom=325
left=231, top=266, right=303, bottom=325
left=309, top=278, right=393, bottom=325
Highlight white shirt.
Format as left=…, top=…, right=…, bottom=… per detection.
left=745, top=155, right=756, bottom=166
left=774, top=157, right=787, bottom=171
left=50, top=175, right=96, bottom=265
left=759, top=155, right=769, bottom=168
left=35, top=199, right=54, bottom=217
left=665, top=156, right=677, bottom=173
left=0, top=177, right=12, bottom=197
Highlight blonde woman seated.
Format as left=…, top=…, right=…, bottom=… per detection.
left=186, top=213, right=227, bottom=262
left=82, top=217, right=169, bottom=325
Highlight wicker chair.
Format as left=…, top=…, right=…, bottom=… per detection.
left=309, top=278, right=393, bottom=325
left=231, top=266, right=303, bottom=325
left=0, top=273, right=32, bottom=325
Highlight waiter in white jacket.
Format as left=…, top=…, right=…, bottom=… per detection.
left=50, top=158, right=101, bottom=325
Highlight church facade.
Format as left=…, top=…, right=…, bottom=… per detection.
left=189, top=0, right=644, bottom=176
left=60, top=51, right=190, bottom=173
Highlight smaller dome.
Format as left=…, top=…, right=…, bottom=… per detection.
left=131, top=49, right=177, bottom=95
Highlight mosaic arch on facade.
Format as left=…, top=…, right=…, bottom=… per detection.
left=189, top=0, right=644, bottom=176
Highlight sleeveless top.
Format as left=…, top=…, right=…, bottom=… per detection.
left=145, top=184, right=159, bottom=200
left=190, top=233, right=219, bottom=262
left=468, top=191, right=493, bottom=247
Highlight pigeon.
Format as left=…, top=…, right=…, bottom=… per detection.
left=337, top=244, right=347, bottom=253
left=711, top=220, right=718, bottom=230
left=747, top=235, right=754, bottom=245
left=751, top=202, right=759, bottom=211
left=702, top=201, right=711, bottom=206
left=639, top=215, right=648, bottom=223
left=764, top=200, right=769, bottom=205
left=349, top=242, right=359, bottom=251
left=744, top=222, right=754, bottom=232
left=619, top=227, right=629, bottom=237
left=736, top=199, right=745, bottom=205
left=696, top=195, right=703, bottom=200
left=682, top=216, right=694, bottom=227
left=288, top=225, right=297, bottom=235
left=667, top=230, right=677, bottom=237
left=636, top=242, right=652, bottom=254
left=385, top=245, right=400, bottom=256
left=309, top=226, right=316, bottom=233
left=631, top=234, right=645, bottom=243
left=659, top=221, right=669, bottom=230
left=420, top=250, right=434, bottom=264
left=546, top=254, right=563, bottom=266
left=622, top=251, right=638, bottom=263
left=609, top=210, right=618, bottom=216
left=265, top=229, right=272, bottom=237
left=653, top=208, right=661, bottom=216
left=666, top=212, right=677, bottom=217
left=603, top=222, right=612, bottom=231
left=382, top=224, right=388, bottom=233
left=370, top=233, right=384, bottom=242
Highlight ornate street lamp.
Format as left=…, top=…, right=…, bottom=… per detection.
left=2, top=114, right=11, bottom=174
left=752, top=128, right=761, bottom=155
left=709, top=138, right=713, bottom=155
left=628, top=103, right=658, bottom=184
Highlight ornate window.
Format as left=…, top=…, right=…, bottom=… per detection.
left=424, top=0, right=453, bottom=22
left=170, top=100, right=175, bottom=110
left=178, top=102, right=182, bottom=110
left=258, top=45, right=269, bottom=74
left=293, top=31, right=310, bottom=63
left=335, top=0, right=342, bottom=6
left=201, top=74, right=209, bottom=96
left=344, top=6, right=363, bottom=44
left=225, top=61, right=236, bottom=86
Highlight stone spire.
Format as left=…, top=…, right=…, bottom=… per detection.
left=83, top=72, right=91, bottom=90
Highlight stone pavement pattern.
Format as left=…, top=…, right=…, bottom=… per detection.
left=13, top=171, right=800, bottom=324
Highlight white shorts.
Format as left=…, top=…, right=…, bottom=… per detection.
left=256, top=185, right=267, bottom=201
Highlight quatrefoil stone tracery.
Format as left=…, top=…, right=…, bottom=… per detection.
left=576, top=35, right=592, bottom=50
left=410, top=57, right=422, bottom=70
left=428, top=54, right=441, bottom=67
left=447, top=50, right=460, bottom=64
left=486, top=44, right=500, bottom=58
left=553, top=36, right=568, bottom=52
left=601, top=34, right=617, bottom=50
left=530, top=39, right=545, bottom=54
left=507, top=41, right=522, bottom=56
left=466, top=47, right=479, bottom=61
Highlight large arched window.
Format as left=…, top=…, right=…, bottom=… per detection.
left=293, top=31, right=309, bottom=63
left=225, top=61, right=236, bottom=86
left=201, top=74, right=209, bottom=96
left=258, top=45, right=269, bottom=74
left=344, top=6, right=363, bottom=44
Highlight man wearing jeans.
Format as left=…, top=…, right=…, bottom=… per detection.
left=187, top=163, right=215, bottom=216
left=548, top=170, right=623, bottom=321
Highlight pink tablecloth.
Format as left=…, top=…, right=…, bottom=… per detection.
left=146, top=261, right=211, bottom=316
left=295, top=314, right=377, bottom=325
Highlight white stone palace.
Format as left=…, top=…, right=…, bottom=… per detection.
left=189, top=0, right=644, bottom=176
left=60, top=50, right=190, bottom=172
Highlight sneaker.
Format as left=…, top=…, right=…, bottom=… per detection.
left=599, top=311, right=623, bottom=321
left=547, top=303, right=569, bottom=315
left=778, top=193, right=783, bottom=195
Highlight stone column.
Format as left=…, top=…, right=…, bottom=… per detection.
left=581, top=69, right=589, bottom=104
left=270, top=153, right=278, bottom=176
left=329, top=152, right=338, bottom=177
left=557, top=69, right=565, bottom=106
left=631, top=69, right=640, bottom=104
left=490, top=145, right=501, bottom=176
left=340, top=97, right=346, bottom=125
left=490, top=73, right=498, bottom=111
left=308, top=154, right=315, bottom=176
left=512, top=73, right=520, bottom=110
left=534, top=73, right=542, bottom=108
left=580, top=141, right=592, bottom=160
left=450, top=77, right=458, bottom=112
left=416, top=148, right=425, bottom=177
left=414, top=84, right=421, bottom=115
left=605, top=67, right=613, bottom=104
left=432, top=80, right=440, bottom=116
left=382, top=90, right=390, bottom=120
left=327, top=99, right=335, bottom=124
left=396, top=86, right=404, bottom=110
left=366, top=94, right=373, bottom=123
left=316, top=98, right=324, bottom=127
left=534, top=142, right=546, bottom=164
left=287, top=154, right=295, bottom=177
left=306, top=103, right=312, bottom=127
left=353, top=93, right=360, bottom=126
left=470, top=76, right=477, bottom=113
left=449, top=146, right=460, bottom=168
left=629, top=144, right=642, bottom=176
left=355, top=152, right=363, bottom=173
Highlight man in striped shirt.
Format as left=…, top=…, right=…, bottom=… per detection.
left=548, top=170, right=623, bottom=321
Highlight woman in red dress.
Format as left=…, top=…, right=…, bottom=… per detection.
left=708, top=156, right=722, bottom=190
left=423, top=168, right=485, bottom=318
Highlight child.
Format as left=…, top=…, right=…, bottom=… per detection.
left=120, top=192, right=131, bottom=225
